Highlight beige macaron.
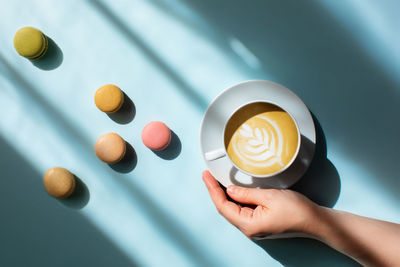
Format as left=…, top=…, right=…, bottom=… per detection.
left=95, top=133, right=126, bottom=164
left=43, top=167, right=76, bottom=199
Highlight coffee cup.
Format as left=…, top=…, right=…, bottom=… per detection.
left=205, top=101, right=301, bottom=178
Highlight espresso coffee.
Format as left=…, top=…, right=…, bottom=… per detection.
left=225, top=102, right=299, bottom=176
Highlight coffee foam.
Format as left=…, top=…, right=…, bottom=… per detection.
left=225, top=103, right=298, bottom=176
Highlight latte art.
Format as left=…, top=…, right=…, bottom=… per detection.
left=235, top=116, right=285, bottom=167
left=225, top=103, right=299, bottom=175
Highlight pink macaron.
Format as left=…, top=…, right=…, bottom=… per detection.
left=142, top=121, right=171, bottom=151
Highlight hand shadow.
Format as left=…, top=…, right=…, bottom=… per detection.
left=257, top=238, right=360, bottom=267
left=109, top=141, right=137, bottom=173
left=153, top=130, right=182, bottom=160
left=58, top=176, right=90, bottom=210
left=32, top=37, right=63, bottom=70
left=255, top=114, right=360, bottom=266
left=107, top=92, right=136, bottom=124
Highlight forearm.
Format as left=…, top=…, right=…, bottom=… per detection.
left=306, top=207, right=400, bottom=266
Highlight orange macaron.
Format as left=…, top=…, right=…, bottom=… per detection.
left=94, top=84, right=124, bottom=113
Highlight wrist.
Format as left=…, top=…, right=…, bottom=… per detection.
left=300, top=204, right=330, bottom=236
left=302, top=205, right=335, bottom=240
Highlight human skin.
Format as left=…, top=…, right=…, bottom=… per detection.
left=202, top=171, right=400, bottom=266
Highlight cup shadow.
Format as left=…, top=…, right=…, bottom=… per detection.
left=109, top=141, right=137, bottom=173
left=290, top=113, right=341, bottom=208
left=32, top=37, right=63, bottom=70
left=107, top=92, right=136, bottom=124
left=152, top=131, right=182, bottom=160
left=58, top=176, right=90, bottom=209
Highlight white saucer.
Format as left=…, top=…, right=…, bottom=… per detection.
left=200, top=80, right=316, bottom=188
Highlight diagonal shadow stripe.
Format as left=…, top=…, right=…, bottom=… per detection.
left=0, top=54, right=219, bottom=267
left=181, top=0, right=400, bottom=202
left=0, top=135, right=139, bottom=267
left=88, top=0, right=208, bottom=111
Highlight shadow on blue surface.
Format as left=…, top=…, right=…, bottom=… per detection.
left=59, top=175, right=90, bottom=209
left=3, top=0, right=397, bottom=265
left=150, top=0, right=389, bottom=265
left=0, top=54, right=219, bottom=266
left=181, top=0, right=400, bottom=202
left=148, top=0, right=259, bottom=74
left=32, top=36, right=63, bottom=70
left=153, top=130, right=182, bottom=160
left=290, top=113, right=340, bottom=208
left=109, top=141, right=138, bottom=173
left=107, top=92, right=136, bottom=124
left=89, top=0, right=209, bottom=111
left=113, top=168, right=219, bottom=266
left=256, top=237, right=361, bottom=267
left=0, top=135, right=137, bottom=267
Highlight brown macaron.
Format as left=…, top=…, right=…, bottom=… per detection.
left=43, top=167, right=76, bottom=199
left=95, top=133, right=126, bottom=164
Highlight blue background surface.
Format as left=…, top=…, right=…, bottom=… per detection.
left=0, top=0, right=399, bottom=266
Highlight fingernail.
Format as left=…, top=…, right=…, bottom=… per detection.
left=227, top=186, right=238, bottom=194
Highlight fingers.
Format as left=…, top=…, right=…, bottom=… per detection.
left=202, top=171, right=247, bottom=226
left=226, top=185, right=268, bottom=206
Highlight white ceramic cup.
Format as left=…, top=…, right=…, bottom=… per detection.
left=205, top=100, right=301, bottom=178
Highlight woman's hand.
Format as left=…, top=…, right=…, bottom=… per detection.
left=203, top=170, right=400, bottom=266
left=202, top=170, right=319, bottom=238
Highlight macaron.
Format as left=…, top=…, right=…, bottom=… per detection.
left=95, top=133, right=126, bottom=163
left=43, top=167, right=76, bottom=199
left=14, top=27, right=48, bottom=60
left=94, top=84, right=124, bottom=113
left=142, top=121, right=171, bottom=151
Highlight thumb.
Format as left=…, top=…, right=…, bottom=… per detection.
left=226, top=186, right=268, bottom=206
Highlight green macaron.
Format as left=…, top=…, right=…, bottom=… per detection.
left=13, top=27, right=48, bottom=60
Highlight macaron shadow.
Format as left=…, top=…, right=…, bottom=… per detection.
left=32, top=37, right=63, bottom=70
left=109, top=141, right=137, bottom=173
left=153, top=131, right=182, bottom=160
left=58, top=176, right=90, bottom=209
left=107, top=92, right=136, bottom=124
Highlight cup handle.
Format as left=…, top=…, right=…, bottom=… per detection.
left=205, top=148, right=226, bottom=161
